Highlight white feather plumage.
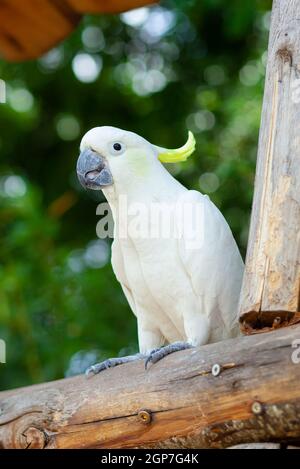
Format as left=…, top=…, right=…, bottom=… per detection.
left=80, top=126, right=244, bottom=355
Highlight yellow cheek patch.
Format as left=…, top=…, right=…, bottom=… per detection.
left=157, top=131, right=196, bottom=163
left=127, top=149, right=150, bottom=177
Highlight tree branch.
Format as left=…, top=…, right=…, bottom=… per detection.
left=1, top=326, right=300, bottom=449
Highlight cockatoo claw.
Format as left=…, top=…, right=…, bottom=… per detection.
left=85, top=353, right=145, bottom=378
left=145, top=342, right=193, bottom=370
left=144, top=348, right=161, bottom=370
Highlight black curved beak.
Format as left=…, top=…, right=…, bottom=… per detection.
left=76, top=148, right=113, bottom=190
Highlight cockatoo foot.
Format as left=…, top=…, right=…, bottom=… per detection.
left=85, top=353, right=145, bottom=377
left=145, top=342, right=193, bottom=369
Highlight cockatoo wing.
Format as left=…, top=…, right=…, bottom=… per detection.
left=111, top=239, right=137, bottom=317
left=111, top=239, right=166, bottom=353
left=175, top=190, right=244, bottom=340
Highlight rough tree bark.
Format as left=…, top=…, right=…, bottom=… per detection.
left=1, top=326, right=300, bottom=449
left=238, top=0, right=300, bottom=333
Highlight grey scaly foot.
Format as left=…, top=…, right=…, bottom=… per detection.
left=145, top=342, right=193, bottom=369
left=86, top=353, right=145, bottom=377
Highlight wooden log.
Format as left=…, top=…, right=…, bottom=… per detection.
left=238, top=0, right=300, bottom=333
left=1, top=325, right=300, bottom=449
left=0, top=0, right=156, bottom=62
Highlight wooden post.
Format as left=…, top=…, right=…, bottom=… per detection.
left=1, top=327, right=300, bottom=449
left=239, top=0, right=300, bottom=334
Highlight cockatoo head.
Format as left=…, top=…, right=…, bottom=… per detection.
left=76, top=126, right=195, bottom=190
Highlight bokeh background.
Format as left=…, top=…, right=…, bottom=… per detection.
left=0, top=0, right=272, bottom=389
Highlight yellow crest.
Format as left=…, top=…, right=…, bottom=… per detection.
left=156, top=131, right=196, bottom=163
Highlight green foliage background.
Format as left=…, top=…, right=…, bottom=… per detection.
left=0, top=0, right=271, bottom=389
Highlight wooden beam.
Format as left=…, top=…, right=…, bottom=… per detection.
left=0, top=0, right=157, bottom=62
left=238, top=0, right=300, bottom=333
left=0, top=0, right=80, bottom=62
left=68, top=0, right=156, bottom=14
left=1, top=326, right=300, bottom=449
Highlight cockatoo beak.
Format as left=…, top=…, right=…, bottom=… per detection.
left=76, top=148, right=113, bottom=190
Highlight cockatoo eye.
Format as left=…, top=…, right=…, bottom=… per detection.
left=109, top=142, right=126, bottom=156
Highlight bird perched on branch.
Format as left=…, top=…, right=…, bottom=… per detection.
left=76, top=126, right=244, bottom=375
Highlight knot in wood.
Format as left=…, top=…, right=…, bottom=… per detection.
left=20, top=426, right=46, bottom=449
left=276, top=48, right=293, bottom=65
left=138, top=410, right=152, bottom=425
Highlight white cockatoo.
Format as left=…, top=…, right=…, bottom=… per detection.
left=76, top=126, right=244, bottom=374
